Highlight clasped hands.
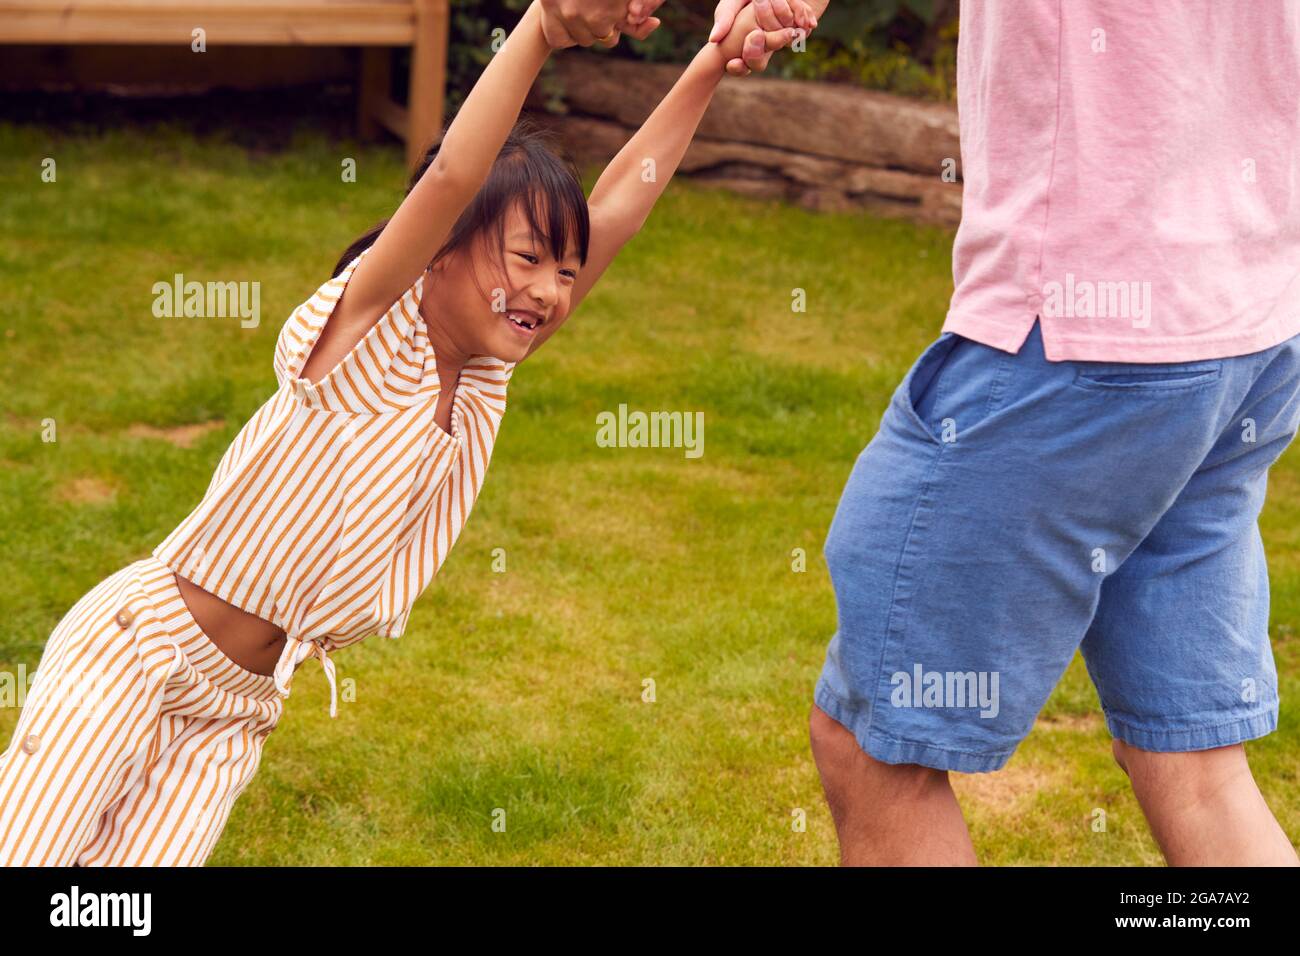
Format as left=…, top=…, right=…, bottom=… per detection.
left=538, top=0, right=820, bottom=75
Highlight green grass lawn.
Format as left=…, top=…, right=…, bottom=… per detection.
left=1, top=119, right=1296, bottom=865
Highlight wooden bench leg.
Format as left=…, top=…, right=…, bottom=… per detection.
left=407, top=0, right=449, bottom=170
left=358, top=47, right=391, bottom=142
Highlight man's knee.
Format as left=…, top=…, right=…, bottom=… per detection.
left=1111, top=737, right=1249, bottom=791
left=808, top=703, right=867, bottom=772
left=808, top=704, right=943, bottom=797
left=1111, top=737, right=1130, bottom=775
left=1113, top=738, right=1175, bottom=780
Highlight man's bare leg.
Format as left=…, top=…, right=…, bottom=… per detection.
left=809, top=704, right=978, bottom=865
left=1112, top=739, right=1299, bottom=866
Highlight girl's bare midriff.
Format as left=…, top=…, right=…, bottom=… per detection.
left=173, top=573, right=287, bottom=676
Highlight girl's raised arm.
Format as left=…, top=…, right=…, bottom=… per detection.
left=305, top=2, right=554, bottom=382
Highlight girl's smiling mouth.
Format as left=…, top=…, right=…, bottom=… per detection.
left=505, top=308, right=544, bottom=337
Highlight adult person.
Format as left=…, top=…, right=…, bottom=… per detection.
left=548, top=0, right=1300, bottom=867
left=793, top=0, right=1300, bottom=866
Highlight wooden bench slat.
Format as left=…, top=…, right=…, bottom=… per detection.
left=0, top=0, right=413, bottom=7
left=0, top=3, right=417, bottom=45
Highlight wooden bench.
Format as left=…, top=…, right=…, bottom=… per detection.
left=0, top=0, right=450, bottom=168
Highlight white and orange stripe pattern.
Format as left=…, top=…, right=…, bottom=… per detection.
left=0, top=556, right=283, bottom=866
left=152, top=247, right=515, bottom=716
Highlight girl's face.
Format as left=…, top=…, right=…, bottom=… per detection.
left=427, top=201, right=582, bottom=365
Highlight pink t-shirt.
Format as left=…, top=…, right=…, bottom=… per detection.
left=943, top=0, right=1300, bottom=362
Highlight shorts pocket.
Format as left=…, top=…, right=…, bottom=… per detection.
left=892, top=332, right=960, bottom=446
left=892, top=332, right=1012, bottom=445
left=1072, top=361, right=1222, bottom=392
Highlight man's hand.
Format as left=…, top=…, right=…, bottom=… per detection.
left=538, top=0, right=664, bottom=49
left=709, top=0, right=819, bottom=75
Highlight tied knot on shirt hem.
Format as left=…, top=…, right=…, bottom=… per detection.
left=273, top=636, right=339, bottom=718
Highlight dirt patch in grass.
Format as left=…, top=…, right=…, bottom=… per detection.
left=947, top=713, right=1104, bottom=817
left=951, top=760, right=1066, bottom=814
left=3, top=414, right=226, bottom=449
left=1037, top=712, right=1104, bottom=733
left=56, top=476, right=116, bottom=504
left=126, top=420, right=226, bottom=448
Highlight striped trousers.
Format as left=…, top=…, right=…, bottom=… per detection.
left=0, top=556, right=283, bottom=866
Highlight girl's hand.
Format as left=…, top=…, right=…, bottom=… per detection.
left=714, top=0, right=818, bottom=76
left=554, top=24, right=621, bottom=51
left=710, top=0, right=818, bottom=43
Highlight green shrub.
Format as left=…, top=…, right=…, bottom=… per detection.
left=442, top=0, right=958, bottom=107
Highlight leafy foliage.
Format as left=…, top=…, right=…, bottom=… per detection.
left=440, top=0, right=958, bottom=107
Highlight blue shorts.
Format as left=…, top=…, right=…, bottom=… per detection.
left=814, top=318, right=1300, bottom=773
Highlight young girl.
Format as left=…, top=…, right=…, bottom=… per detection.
left=0, top=0, right=815, bottom=865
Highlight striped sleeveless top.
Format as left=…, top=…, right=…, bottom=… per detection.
left=152, top=245, right=515, bottom=716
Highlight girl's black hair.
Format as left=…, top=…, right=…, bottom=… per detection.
left=332, top=114, right=591, bottom=286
